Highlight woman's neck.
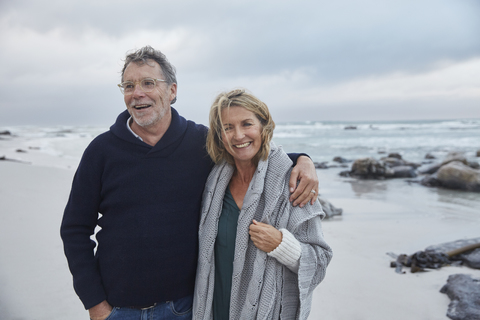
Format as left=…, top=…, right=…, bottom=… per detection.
left=232, top=160, right=256, bottom=184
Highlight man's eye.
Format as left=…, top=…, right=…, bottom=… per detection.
left=143, top=80, right=155, bottom=86
left=124, top=83, right=134, bottom=89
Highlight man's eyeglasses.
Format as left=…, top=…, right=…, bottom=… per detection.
left=117, top=78, right=166, bottom=95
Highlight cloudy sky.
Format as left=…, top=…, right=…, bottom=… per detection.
left=1, top=0, right=479, bottom=126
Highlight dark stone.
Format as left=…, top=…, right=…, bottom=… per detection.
left=420, top=174, right=441, bottom=187
left=16, top=149, right=27, bottom=153
left=0, top=156, right=30, bottom=164
left=344, top=125, right=357, bottom=130
left=477, top=150, right=480, bottom=157
left=388, top=153, right=402, bottom=160
left=418, top=163, right=442, bottom=175
left=441, top=152, right=468, bottom=166
left=440, top=274, right=480, bottom=320
left=436, top=161, right=480, bottom=192
left=0, top=130, right=11, bottom=135
left=350, top=157, right=393, bottom=179
left=314, top=162, right=329, bottom=169
left=425, top=153, right=436, bottom=159
left=426, top=238, right=480, bottom=270
left=461, top=249, right=480, bottom=269
left=426, top=238, right=480, bottom=253
left=318, top=196, right=343, bottom=219
left=333, top=156, right=351, bottom=163
left=339, top=170, right=351, bottom=177
left=381, top=157, right=405, bottom=168
left=391, top=166, right=417, bottom=178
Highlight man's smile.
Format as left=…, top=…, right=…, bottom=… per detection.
left=133, top=104, right=151, bottom=110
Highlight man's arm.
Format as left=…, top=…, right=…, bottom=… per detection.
left=287, top=154, right=319, bottom=207
left=60, top=141, right=108, bottom=309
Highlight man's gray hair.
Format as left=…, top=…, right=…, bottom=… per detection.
left=121, top=46, right=177, bottom=104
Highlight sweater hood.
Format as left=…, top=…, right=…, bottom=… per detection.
left=109, top=107, right=188, bottom=153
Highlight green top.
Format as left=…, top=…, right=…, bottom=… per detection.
left=213, top=186, right=240, bottom=320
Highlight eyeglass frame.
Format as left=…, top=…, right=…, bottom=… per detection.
left=117, top=78, right=167, bottom=95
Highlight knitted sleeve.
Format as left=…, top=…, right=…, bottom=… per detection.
left=60, top=137, right=107, bottom=309
left=267, top=228, right=301, bottom=273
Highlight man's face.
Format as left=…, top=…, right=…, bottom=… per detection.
left=122, top=60, right=177, bottom=128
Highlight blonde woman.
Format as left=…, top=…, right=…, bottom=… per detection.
left=193, top=89, right=332, bottom=320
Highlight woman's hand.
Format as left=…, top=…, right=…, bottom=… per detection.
left=289, top=155, right=319, bottom=207
left=249, top=220, right=283, bottom=253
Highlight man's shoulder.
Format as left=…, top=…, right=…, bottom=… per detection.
left=82, top=130, right=116, bottom=156
left=183, top=120, right=208, bottom=144
left=186, top=119, right=208, bottom=134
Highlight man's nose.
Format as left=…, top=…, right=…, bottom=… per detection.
left=132, top=83, right=146, bottom=97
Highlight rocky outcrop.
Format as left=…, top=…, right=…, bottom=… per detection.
left=340, top=156, right=419, bottom=179
left=318, top=196, right=342, bottom=219
left=435, top=161, right=480, bottom=192
left=388, top=152, right=402, bottom=160
left=441, top=152, right=468, bottom=166
left=418, top=162, right=442, bottom=175
left=314, top=162, right=329, bottom=169
left=440, top=274, right=480, bottom=320
left=391, top=166, right=417, bottom=178
left=333, top=156, right=351, bottom=164
left=426, top=238, right=480, bottom=269
left=348, top=157, right=393, bottom=179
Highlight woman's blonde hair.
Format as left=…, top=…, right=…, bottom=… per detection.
left=207, top=89, right=275, bottom=165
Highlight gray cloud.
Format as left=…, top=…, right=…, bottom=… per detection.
left=0, top=0, right=479, bottom=125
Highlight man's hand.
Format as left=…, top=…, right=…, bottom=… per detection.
left=249, top=220, right=283, bottom=253
left=289, top=155, right=319, bottom=207
left=89, top=300, right=113, bottom=320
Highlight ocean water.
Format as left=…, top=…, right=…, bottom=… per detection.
left=1, top=118, right=479, bottom=167
left=273, top=118, right=480, bottom=165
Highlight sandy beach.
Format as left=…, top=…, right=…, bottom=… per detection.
left=0, top=140, right=479, bottom=320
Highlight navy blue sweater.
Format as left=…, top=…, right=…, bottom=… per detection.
left=61, top=108, right=213, bottom=309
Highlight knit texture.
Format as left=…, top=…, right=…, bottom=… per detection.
left=268, top=228, right=301, bottom=273
left=193, top=142, right=333, bottom=320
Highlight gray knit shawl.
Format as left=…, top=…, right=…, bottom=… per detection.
left=193, top=143, right=333, bottom=320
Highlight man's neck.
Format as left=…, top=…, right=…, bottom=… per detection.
left=129, top=110, right=172, bottom=146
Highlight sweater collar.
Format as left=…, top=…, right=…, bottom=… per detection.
left=110, top=107, right=188, bottom=152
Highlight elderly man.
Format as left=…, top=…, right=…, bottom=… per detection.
left=60, top=46, right=319, bottom=320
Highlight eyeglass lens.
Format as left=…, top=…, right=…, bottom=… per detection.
left=121, top=79, right=157, bottom=94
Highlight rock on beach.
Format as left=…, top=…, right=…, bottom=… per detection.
left=435, top=161, right=480, bottom=192
left=440, top=274, right=480, bottom=320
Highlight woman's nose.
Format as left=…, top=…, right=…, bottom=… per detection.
left=233, top=128, right=244, bottom=139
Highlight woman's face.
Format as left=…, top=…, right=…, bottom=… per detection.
left=220, top=106, right=263, bottom=167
